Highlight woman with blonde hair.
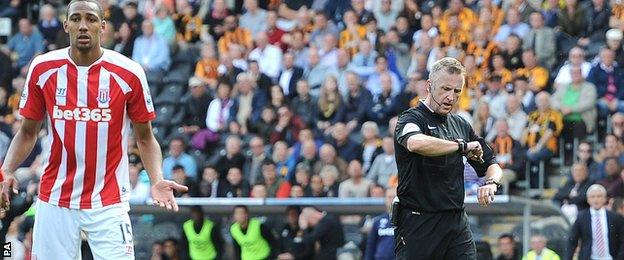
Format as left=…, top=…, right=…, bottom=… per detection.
left=360, top=121, right=384, bottom=174
left=472, top=101, right=494, bottom=138
left=316, top=75, right=345, bottom=134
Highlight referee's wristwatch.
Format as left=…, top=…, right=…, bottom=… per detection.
left=483, top=178, right=501, bottom=188
left=455, top=139, right=468, bottom=155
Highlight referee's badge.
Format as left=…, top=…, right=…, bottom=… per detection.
left=401, top=123, right=420, bottom=137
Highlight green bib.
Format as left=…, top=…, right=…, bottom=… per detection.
left=229, top=218, right=270, bottom=260
left=183, top=219, right=217, bottom=260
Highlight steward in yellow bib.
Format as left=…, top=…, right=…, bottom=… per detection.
left=230, top=205, right=277, bottom=260
left=180, top=206, right=224, bottom=260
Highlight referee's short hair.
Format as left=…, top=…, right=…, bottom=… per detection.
left=429, top=57, right=466, bottom=85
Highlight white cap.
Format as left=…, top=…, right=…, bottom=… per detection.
left=607, top=29, right=623, bottom=41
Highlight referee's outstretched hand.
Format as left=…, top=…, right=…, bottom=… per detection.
left=477, top=183, right=497, bottom=207
left=151, top=180, right=189, bottom=212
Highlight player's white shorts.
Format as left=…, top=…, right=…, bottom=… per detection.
left=32, top=199, right=134, bottom=260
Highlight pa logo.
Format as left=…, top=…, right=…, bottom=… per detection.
left=3, top=242, right=10, bottom=257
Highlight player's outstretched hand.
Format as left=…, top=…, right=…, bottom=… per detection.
left=477, top=183, right=497, bottom=207
left=0, top=173, right=19, bottom=211
left=151, top=180, right=188, bottom=212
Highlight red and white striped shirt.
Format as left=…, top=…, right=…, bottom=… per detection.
left=19, top=47, right=156, bottom=209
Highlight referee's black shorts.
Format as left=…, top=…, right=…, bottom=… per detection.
left=394, top=208, right=476, bottom=260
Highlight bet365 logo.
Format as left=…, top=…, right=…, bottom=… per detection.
left=3, top=242, right=10, bottom=257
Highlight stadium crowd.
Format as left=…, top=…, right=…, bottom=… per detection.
left=3, top=0, right=624, bottom=259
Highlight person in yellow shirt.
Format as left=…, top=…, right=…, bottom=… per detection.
left=514, top=49, right=549, bottom=92
left=339, top=10, right=366, bottom=56
left=194, top=43, right=220, bottom=88
left=438, top=14, right=470, bottom=50
left=523, top=92, right=563, bottom=164
left=522, top=234, right=560, bottom=260
left=490, top=54, right=513, bottom=84
left=438, top=0, right=477, bottom=35
left=217, top=16, right=253, bottom=56
left=466, top=26, right=498, bottom=70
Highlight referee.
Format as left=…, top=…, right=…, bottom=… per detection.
left=393, top=57, right=503, bottom=259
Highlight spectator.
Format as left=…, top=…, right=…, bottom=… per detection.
left=551, top=65, right=597, bottom=163
left=318, top=33, right=340, bottom=69
left=277, top=206, right=303, bottom=257
left=523, top=92, right=563, bottom=165
left=249, top=32, right=283, bottom=79
left=612, top=197, right=624, bottom=217
left=316, top=76, right=345, bottom=134
left=304, top=47, right=338, bottom=91
left=595, top=134, right=624, bottom=163
left=320, top=165, right=341, bottom=197
left=481, top=75, right=510, bottom=121
left=567, top=184, right=624, bottom=260
left=598, top=157, right=622, bottom=196
left=309, top=12, right=340, bottom=48
left=611, top=113, right=624, bottom=140
left=291, top=80, right=317, bottom=127
left=466, top=26, right=498, bottom=71
left=374, top=0, right=399, bottom=32
left=489, top=120, right=525, bottom=192
left=269, top=105, right=307, bottom=145
left=350, top=40, right=378, bottom=81
left=172, top=165, right=197, bottom=197
left=367, top=72, right=397, bottom=128
left=122, top=1, right=144, bottom=35
left=605, top=29, right=624, bottom=66
left=205, top=81, right=233, bottom=141
left=243, top=136, right=268, bottom=185
left=578, top=0, right=611, bottom=57
left=204, top=0, right=230, bottom=39
left=489, top=54, right=513, bottom=85
left=150, top=240, right=165, bottom=260
left=162, top=137, right=198, bottom=180
left=37, top=4, right=62, bottom=51
left=339, top=160, right=372, bottom=198
left=554, top=163, right=593, bottom=221
left=132, top=20, right=170, bottom=76
left=213, top=135, right=246, bottom=178
left=364, top=187, right=396, bottom=260
left=163, top=238, right=181, bottom=260
left=223, top=167, right=251, bottom=197
left=278, top=53, right=305, bottom=99
left=250, top=106, right=276, bottom=139
left=514, top=49, right=550, bottom=93
left=152, top=5, right=176, bottom=45
left=194, top=43, right=220, bottom=89
left=330, top=122, right=363, bottom=163
left=412, top=14, right=439, bottom=51
left=180, top=77, right=212, bottom=137
left=286, top=30, right=310, bottom=69
left=587, top=47, right=624, bottom=118
left=295, top=140, right=319, bottom=171
left=360, top=121, right=384, bottom=173
left=340, top=10, right=366, bottom=56
left=230, top=205, right=277, bottom=260
left=504, top=96, right=528, bottom=142
left=364, top=17, right=385, bottom=54
left=3, top=19, right=45, bottom=74
left=260, top=159, right=286, bottom=197
left=272, top=140, right=296, bottom=180
left=113, top=22, right=136, bottom=58
left=472, top=101, right=495, bottom=139
left=522, top=12, right=556, bottom=70
left=198, top=166, right=226, bottom=198
left=217, top=15, right=253, bottom=55
left=230, top=73, right=267, bottom=134
left=268, top=84, right=288, bottom=110
left=607, top=167, right=624, bottom=198
left=554, top=47, right=592, bottom=88
left=129, top=155, right=151, bottom=204
left=523, top=234, right=560, bottom=260
left=250, top=183, right=268, bottom=198
left=294, top=164, right=313, bottom=195
left=500, top=34, right=524, bottom=70
left=439, top=0, right=476, bottom=36
left=494, top=8, right=530, bottom=44
left=345, top=72, right=374, bottom=131
left=556, top=0, right=586, bottom=54
left=179, top=206, right=224, bottom=260
left=368, top=136, right=397, bottom=187
left=266, top=11, right=286, bottom=50
left=290, top=184, right=305, bottom=198
left=542, top=0, right=560, bottom=28
left=239, top=0, right=267, bottom=38
left=496, top=233, right=520, bottom=260
left=310, top=174, right=326, bottom=197
left=286, top=207, right=345, bottom=260
left=576, top=141, right=602, bottom=181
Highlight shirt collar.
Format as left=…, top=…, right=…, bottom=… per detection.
left=419, top=99, right=448, bottom=120
left=590, top=207, right=605, bottom=216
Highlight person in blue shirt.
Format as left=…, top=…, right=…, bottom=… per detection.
left=4, top=18, right=45, bottom=74
left=365, top=187, right=396, bottom=260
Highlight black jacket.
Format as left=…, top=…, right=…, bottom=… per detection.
left=553, top=179, right=593, bottom=211
left=278, top=67, right=304, bottom=99
left=567, top=209, right=624, bottom=260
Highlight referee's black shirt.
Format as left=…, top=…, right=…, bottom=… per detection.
left=394, top=102, right=497, bottom=212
